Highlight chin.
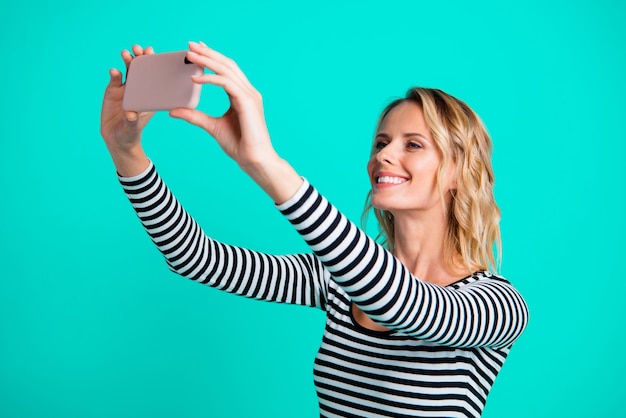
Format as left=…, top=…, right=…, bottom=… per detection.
left=370, top=198, right=396, bottom=212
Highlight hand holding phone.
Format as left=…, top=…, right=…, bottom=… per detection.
left=122, top=51, right=203, bottom=112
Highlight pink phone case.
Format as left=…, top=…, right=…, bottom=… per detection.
left=122, top=51, right=203, bottom=112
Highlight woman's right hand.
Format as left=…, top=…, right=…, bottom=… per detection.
left=100, top=45, right=154, bottom=175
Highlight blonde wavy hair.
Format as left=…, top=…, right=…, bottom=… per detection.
left=362, top=87, right=502, bottom=273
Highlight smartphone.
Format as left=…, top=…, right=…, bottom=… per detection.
left=122, top=50, right=203, bottom=112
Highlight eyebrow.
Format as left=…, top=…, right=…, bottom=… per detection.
left=375, top=132, right=430, bottom=141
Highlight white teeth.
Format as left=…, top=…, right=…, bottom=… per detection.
left=377, top=176, right=406, bottom=184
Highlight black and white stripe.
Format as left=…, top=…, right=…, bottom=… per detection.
left=120, top=163, right=328, bottom=309
left=120, top=162, right=529, bottom=418
left=277, top=181, right=528, bottom=350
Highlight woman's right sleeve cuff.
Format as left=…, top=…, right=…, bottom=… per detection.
left=117, top=160, right=155, bottom=188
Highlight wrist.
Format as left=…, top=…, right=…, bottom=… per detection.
left=238, top=149, right=281, bottom=176
left=240, top=154, right=303, bottom=204
left=107, top=143, right=150, bottom=177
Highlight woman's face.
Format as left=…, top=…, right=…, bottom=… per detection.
left=367, top=101, right=455, bottom=216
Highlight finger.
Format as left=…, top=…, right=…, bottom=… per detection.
left=191, top=73, right=225, bottom=85
left=190, top=73, right=244, bottom=96
left=169, top=108, right=216, bottom=134
left=190, top=71, right=255, bottom=112
left=186, top=51, right=248, bottom=92
left=121, top=49, right=133, bottom=70
left=131, top=44, right=144, bottom=57
left=144, top=45, right=155, bottom=55
left=191, top=41, right=250, bottom=85
left=188, top=41, right=252, bottom=88
left=190, top=41, right=236, bottom=70
left=138, top=111, right=155, bottom=124
left=108, top=68, right=123, bottom=87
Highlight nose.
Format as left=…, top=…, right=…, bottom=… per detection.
left=376, top=144, right=396, bottom=165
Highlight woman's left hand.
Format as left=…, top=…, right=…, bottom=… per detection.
left=169, top=41, right=278, bottom=171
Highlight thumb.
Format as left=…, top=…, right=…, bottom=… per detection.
left=125, top=111, right=139, bottom=123
left=170, top=108, right=217, bottom=134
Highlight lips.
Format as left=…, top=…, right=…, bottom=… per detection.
left=374, top=172, right=409, bottom=187
left=377, top=175, right=407, bottom=184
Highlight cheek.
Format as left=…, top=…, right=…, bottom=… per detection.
left=411, top=157, right=442, bottom=192
left=409, top=155, right=438, bottom=177
left=366, top=156, right=377, bottom=178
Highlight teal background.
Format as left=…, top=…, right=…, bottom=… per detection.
left=1, top=0, right=624, bottom=416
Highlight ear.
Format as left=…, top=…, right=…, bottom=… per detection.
left=444, top=159, right=458, bottom=192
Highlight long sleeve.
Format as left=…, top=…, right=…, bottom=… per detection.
left=119, top=161, right=329, bottom=310
left=277, top=181, right=529, bottom=348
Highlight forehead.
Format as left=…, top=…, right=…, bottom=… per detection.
left=378, top=101, right=429, bottom=133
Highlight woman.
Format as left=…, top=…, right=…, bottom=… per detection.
left=101, top=42, right=529, bottom=418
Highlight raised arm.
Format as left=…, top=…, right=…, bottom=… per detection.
left=118, top=162, right=329, bottom=309
left=276, top=181, right=529, bottom=348
left=100, top=45, right=328, bottom=309
left=171, top=42, right=528, bottom=348
left=104, top=42, right=528, bottom=348
left=100, top=44, right=153, bottom=177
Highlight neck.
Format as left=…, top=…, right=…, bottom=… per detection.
left=391, top=209, right=471, bottom=286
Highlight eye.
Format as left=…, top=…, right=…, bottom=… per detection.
left=407, top=141, right=423, bottom=149
left=374, top=140, right=388, bottom=151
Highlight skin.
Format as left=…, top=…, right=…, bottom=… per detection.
left=367, top=101, right=462, bottom=287
left=100, top=42, right=470, bottom=333
left=100, top=42, right=302, bottom=201
left=355, top=102, right=469, bottom=331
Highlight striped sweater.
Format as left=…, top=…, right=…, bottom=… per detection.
left=119, top=161, right=529, bottom=418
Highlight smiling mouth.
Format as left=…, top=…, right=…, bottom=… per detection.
left=376, top=175, right=408, bottom=185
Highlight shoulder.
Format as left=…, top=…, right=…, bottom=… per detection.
left=446, top=271, right=529, bottom=318
left=449, top=270, right=518, bottom=292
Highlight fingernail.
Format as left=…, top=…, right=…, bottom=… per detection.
left=189, top=41, right=198, bottom=47
left=199, top=41, right=207, bottom=46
